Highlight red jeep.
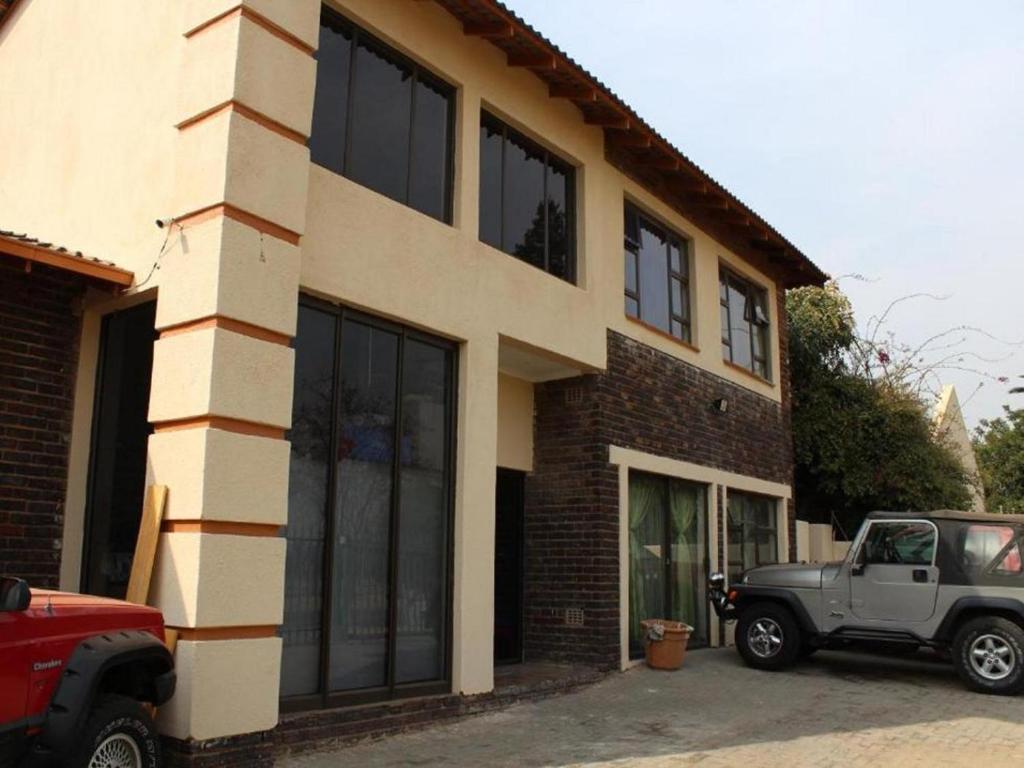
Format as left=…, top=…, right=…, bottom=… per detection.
left=0, top=576, right=175, bottom=768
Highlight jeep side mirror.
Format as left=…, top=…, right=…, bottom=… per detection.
left=0, top=576, right=31, bottom=612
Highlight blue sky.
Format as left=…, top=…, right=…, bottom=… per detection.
left=503, top=0, right=1024, bottom=427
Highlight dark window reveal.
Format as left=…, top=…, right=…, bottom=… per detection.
left=309, top=8, right=454, bottom=223
left=624, top=205, right=691, bottom=342
left=479, top=112, right=575, bottom=282
left=720, top=267, right=771, bottom=379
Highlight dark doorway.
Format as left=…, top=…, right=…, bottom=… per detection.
left=494, top=468, right=525, bottom=665
left=81, top=301, right=157, bottom=598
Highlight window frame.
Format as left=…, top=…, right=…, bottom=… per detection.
left=310, top=6, right=457, bottom=224
left=280, top=294, right=459, bottom=713
left=854, top=519, right=939, bottom=568
left=726, top=491, right=780, bottom=582
left=719, top=265, right=772, bottom=380
left=624, top=203, right=693, bottom=344
left=478, top=110, right=577, bottom=283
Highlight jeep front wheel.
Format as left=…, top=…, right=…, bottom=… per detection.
left=735, top=602, right=802, bottom=670
left=952, top=616, right=1024, bottom=696
left=69, top=694, right=161, bottom=768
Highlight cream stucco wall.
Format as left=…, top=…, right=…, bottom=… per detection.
left=497, top=374, right=534, bottom=472
left=0, top=0, right=181, bottom=279
left=4, top=0, right=798, bottom=742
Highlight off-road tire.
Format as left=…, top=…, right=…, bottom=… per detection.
left=735, top=601, right=803, bottom=671
left=67, top=694, right=161, bottom=768
left=952, top=616, right=1024, bottom=696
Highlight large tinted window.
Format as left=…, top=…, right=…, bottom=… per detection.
left=309, top=8, right=454, bottom=223
left=720, top=268, right=770, bottom=379
left=281, top=300, right=456, bottom=708
left=624, top=205, right=691, bottom=343
left=478, top=112, right=576, bottom=283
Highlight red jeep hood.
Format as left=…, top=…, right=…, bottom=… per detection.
left=29, top=589, right=164, bottom=618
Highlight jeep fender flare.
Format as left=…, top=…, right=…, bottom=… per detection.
left=933, top=596, right=1024, bottom=644
left=26, top=630, right=174, bottom=767
left=731, top=586, right=818, bottom=635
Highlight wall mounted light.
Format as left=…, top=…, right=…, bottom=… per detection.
left=712, top=397, right=729, bottom=414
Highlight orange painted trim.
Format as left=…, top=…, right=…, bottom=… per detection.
left=724, top=359, right=775, bottom=387
left=175, top=203, right=300, bottom=246
left=160, top=315, right=292, bottom=347
left=170, top=625, right=278, bottom=642
left=625, top=315, right=700, bottom=354
left=152, top=416, right=285, bottom=440
left=162, top=520, right=281, bottom=537
left=0, top=238, right=134, bottom=287
left=177, top=100, right=308, bottom=146
left=184, top=5, right=314, bottom=56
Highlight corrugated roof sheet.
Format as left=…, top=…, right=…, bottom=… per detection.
left=0, top=229, right=134, bottom=286
left=436, top=0, right=827, bottom=287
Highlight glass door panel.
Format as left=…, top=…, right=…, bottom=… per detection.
left=330, top=321, right=398, bottom=691
left=669, top=482, right=708, bottom=647
left=395, top=339, right=450, bottom=684
left=282, top=301, right=456, bottom=709
left=280, top=305, right=335, bottom=697
left=628, top=473, right=668, bottom=657
left=629, top=472, right=709, bottom=658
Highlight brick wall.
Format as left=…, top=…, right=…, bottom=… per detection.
left=525, top=305, right=796, bottom=667
left=0, top=258, right=85, bottom=587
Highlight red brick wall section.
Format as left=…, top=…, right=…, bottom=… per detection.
left=525, top=324, right=796, bottom=668
left=0, top=258, right=85, bottom=587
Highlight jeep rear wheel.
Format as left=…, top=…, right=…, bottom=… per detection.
left=952, top=616, right=1024, bottom=696
left=69, top=694, right=161, bottom=768
left=735, top=602, right=802, bottom=671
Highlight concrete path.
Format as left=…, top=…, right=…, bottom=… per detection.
left=282, top=648, right=1024, bottom=767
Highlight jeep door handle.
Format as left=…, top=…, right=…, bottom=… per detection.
left=912, top=569, right=928, bottom=583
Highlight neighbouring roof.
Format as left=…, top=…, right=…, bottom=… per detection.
left=433, top=0, right=828, bottom=288
left=0, top=229, right=134, bottom=287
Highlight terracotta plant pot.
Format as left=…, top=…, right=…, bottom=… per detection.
left=641, top=619, right=693, bottom=670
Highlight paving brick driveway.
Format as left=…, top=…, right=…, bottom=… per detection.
left=284, top=648, right=1024, bottom=767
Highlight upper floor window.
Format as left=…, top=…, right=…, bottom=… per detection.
left=479, top=112, right=575, bottom=283
left=624, top=204, right=691, bottom=343
left=720, top=267, right=770, bottom=379
left=309, top=8, right=454, bottom=223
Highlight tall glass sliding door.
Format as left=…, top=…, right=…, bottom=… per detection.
left=281, top=299, right=456, bottom=709
left=628, top=471, right=708, bottom=658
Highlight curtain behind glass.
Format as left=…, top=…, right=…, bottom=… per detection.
left=628, top=474, right=667, bottom=654
left=669, top=482, right=706, bottom=642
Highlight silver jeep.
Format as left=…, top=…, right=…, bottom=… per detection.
left=710, top=510, right=1024, bottom=695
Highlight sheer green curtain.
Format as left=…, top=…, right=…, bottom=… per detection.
left=669, top=482, right=705, bottom=637
left=629, top=474, right=666, bottom=653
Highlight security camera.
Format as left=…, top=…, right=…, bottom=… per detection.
left=155, top=218, right=174, bottom=229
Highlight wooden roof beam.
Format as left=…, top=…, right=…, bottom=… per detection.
left=507, top=50, right=557, bottom=69
left=607, top=131, right=652, bottom=149
left=588, top=113, right=630, bottom=130
left=549, top=83, right=597, bottom=100
left=463, top=20, right=515, bottom=39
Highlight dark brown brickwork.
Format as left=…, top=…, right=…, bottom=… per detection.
left=525, top=291, right=796, bottom=667
left=0, top=257, right=85, bottom=586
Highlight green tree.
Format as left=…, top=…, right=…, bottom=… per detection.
left=787, top=283, right=971, bottom=534
left=974, top=407, right=1024, bottom=513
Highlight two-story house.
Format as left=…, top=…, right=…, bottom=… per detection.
left=0, top=0, right=827, bottom=764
